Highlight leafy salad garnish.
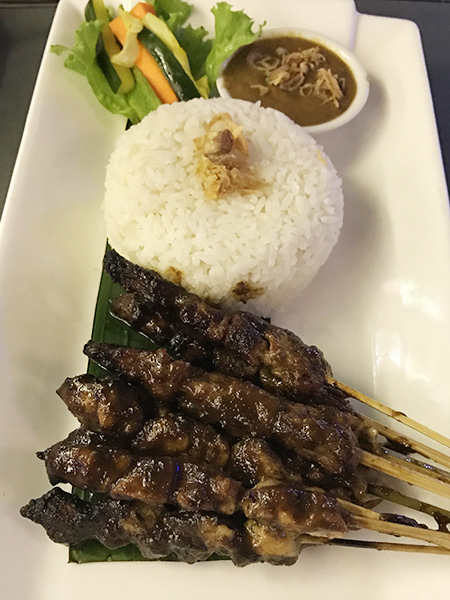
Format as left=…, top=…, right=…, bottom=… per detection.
left=51, top=0, right=264, bottom=124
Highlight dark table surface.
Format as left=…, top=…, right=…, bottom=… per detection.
left=1, top=0, right=450, bottom=216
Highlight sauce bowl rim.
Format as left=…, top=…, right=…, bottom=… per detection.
left=216, top=27, right=370, bottom=135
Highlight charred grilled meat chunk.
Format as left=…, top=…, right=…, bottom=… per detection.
left=83, top=343, right=363, bottom=491
left=104, top=250, right=330, bottom=397
left=111, top=292, right=259, bottom=381
left=20, top=488, right=257, bottom=566
left=21, top=487, right=146, bottom=550
left=110, top=293, right=216, bottom=369
left=39, top=438, right=241, bottom=515
left=241, top=483, right=349, bottom=537
left=57, top=374, right=147, bottom=439
left=228, top=439, right=301, bottom=488
left=84, top=342, right=198, bottom=402
left=111, top=292, right=354, bottom=412
left=112, top=457, right=240, bottom=515
left=131, top=413, right=231, bottom=467
left=21, top=484, right=350, bottom=565
left=39, top=439, right=133, bottom=492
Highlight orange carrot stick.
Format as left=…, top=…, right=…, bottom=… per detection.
left=109, top=15, right=178, bottom=104
left=131, top=2, right=156, bottom=19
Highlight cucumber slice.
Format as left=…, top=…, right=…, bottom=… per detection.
left=138, top=27, right=201, bottom=101
left=96, top=35, right=122, bottom=94
left=84, top=0, right=135, bottom=94
left=85, top=0, right=108, bottom=23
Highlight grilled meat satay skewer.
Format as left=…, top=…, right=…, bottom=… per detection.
left=110, top=291, right=353, bottom=412
left=38, top=436, right=352, bottom=542
left=242, top=480, right=450, bottom=550
left=110, top=292, right=273, bottom=387
left=112, top=289, right=450, bottom=474
left=83, top=342, right=450, bottom=500
left=39, top=437, right=241, bottom=515
left=104, top=249, right=329, bottom=398
left=20, top=487, right=260, bottom=566
left=105, top=250, right=450, bottom=452
left=25, top=459, right=450, bottom=555
left=61, top=369, right=450, bottom=501
left=21, top=487, right=351, bottom=565
left=83, top=342, right=365, bottom=493
left=57, top=375, right=298, bottom=481
left=21, top=488, right=450, bottom=565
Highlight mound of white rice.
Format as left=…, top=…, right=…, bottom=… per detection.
left=103, top=98, right=343, bottom=313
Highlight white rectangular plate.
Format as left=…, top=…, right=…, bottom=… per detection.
left=1, top=1, right=449, bottom=599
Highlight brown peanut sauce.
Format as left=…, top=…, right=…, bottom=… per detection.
left=221, top=36, right=357, bottom=127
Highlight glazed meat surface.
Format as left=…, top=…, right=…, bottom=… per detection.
left=228, top=438, right=299, bottom=488
left=131, top=413, right=231, bottom=467
left=241, top=483, right=348, bottom=536
left=40, top=438, right=241, bottom=515
left=56, top=376, right=232, bottom=467
left=104, top=250, right=330, bottom=397
left=84, top=342, right=362, bottom=490
left=57, top=374, right=147, bottom=439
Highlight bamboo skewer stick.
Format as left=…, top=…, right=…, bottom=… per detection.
left=360, top=450, right=450, bottom=500
left=351, top=515, right=450, bottom=550
left=378, top=449, right=450, bottom=485
left=363, top=415, right=450, bottom=471
left=298, top=535, right=450, bottom=555
left=327, top=376, right=450, bottom=449
left=327, top=539, right=450, bottom=554
left=338, top=499, right=450, bottom=550
left=368, top=484, right=450, bottom=531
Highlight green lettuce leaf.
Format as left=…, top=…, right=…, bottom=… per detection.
left=175, top=23, right=213, bottom=80
left=51, top=20, right=160, bottom=125
left=153, top=0, right=192, bottom=31
left=204, top=2, right=264, bottom=87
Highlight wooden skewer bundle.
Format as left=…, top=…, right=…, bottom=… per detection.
left=322, top=377, right=450, bottom=553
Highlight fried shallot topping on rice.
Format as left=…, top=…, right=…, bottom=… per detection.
left=194, top=112, right=261, bottom=200
left=248, top=46, right=344, bottom=108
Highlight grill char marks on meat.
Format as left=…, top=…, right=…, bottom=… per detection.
left=20, top=488, right=258, bottom=566
left=104, top=249, right=330, bottom=398
left=21, top=481, right=349, bottom=566
left=110, top=292, right=258, bottom=380
left=39, top=437, right=241, bottom=515
left=111, top=291, right=353, bottom=412
left=57, top=374, right=148, bottom=439
left=83, top=342, right=363, bottom=492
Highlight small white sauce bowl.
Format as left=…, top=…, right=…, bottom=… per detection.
left=216, top=28, right=370, bottom=135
